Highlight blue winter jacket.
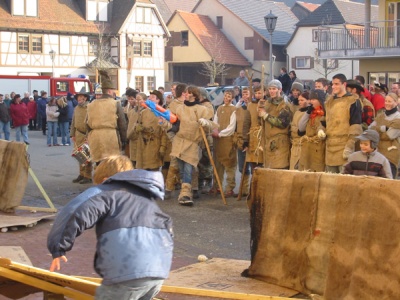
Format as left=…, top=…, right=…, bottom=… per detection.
left=47, top=170, right=174, bottom=285
left=67, top=99, right=77, bottom=121
left=37, top=97, right=48, bottom=117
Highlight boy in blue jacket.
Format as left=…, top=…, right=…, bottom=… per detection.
left=47, top=155, right=174, bottom=300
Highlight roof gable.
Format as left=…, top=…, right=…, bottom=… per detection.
left=217, top=0, right=299, bottom=46
left=297, top=0, right=378, bottom=27
left=297, top=1, right=320, bottom=12
left=177, top=10, right=250, bottom=66
left=0, top=0, right=99, bottom=34
left=110, top=0, right=136, bottom=34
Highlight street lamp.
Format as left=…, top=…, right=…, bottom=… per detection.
left=49, top=49, right=56, bottom=77
left=264, top=10, right=277, bottom=81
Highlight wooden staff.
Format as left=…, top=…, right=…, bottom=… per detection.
left=199, top=125, right=227, bottom=205
left=245, top=70, right=254, bottom=99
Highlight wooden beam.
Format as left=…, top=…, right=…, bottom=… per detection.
left=0, top=267, right=93, bottom=300
left=0, top=258, right=98, bottom=296
left=161, top=285, right=301, bottom=300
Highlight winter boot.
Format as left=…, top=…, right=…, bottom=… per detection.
left=178, top=183, right=193, bottom=206
left=72, top=175, right=84, bottom=183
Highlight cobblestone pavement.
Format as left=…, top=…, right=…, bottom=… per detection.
left=0, top=130, right=252, bottom=300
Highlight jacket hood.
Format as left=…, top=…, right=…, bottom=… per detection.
left=104, top=169, right=165, bottom=200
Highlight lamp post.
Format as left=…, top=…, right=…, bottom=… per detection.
left=264, top=10, right=277, bottom=81
left=49, top=49, right=56, bottom=77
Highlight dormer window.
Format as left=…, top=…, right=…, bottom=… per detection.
left=87, top=0, right=108, bottom=22
left=12, top=0, right=38, bottom=17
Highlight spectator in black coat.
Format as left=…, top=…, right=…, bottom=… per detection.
left=278, top=67, right=291, bottom=95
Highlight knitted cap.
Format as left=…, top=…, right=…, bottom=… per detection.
left=291, top=81, right=304, bottom=93
left=356, top=129, right=380, bottom=148
left=309, top=89, right=326, bottom=108
left=268, top=79, right=282, bottom=90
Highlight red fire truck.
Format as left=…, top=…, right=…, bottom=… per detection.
left=0, top=75, right=93, bottom=97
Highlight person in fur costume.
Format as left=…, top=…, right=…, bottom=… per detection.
left=71, top=93, right=93, bottom=184
left=298, top=89, right=326, bottom=172
left=169, top=86, right=215, bottom=206
left=258, top=80, right=292, bottom=169
left=86, top=73, right=127, bottom=164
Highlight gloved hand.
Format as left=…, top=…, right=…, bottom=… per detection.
left=258, top=108, right=268, bottom=120
left=343, top=148, right=352, bottom=160
left=306, top=105, right=314, bottom=114
left=317, top=129, right=326, bottom=140
left=380, top=125, right=387, bottom=133
left=198, top=118, right=208, bottom=126
left=135, top=124, right=144, bottom=133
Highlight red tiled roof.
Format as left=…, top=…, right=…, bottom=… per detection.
left=177, top=10, right=250, bottom=66
left=0, top=0, right=100, bottom=35
left=297, top=1, right=320, bottom=12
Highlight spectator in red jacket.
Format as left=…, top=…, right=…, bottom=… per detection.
left=27, top=95, right=37, bottom=130
left=10, top=94, right=29, bottom=144
left=371, top=82, right=387, bottom=115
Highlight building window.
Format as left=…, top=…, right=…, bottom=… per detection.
left=312, top=29, right=330, bottom=42
left=143, top=41, right=152, bottom=56
left=295, top=57, right=311, bottom=69
left=147, top=76, right=155, bottom=92
left=135, top=76, right=144, bottom=92
left=181, top=31, right=188, bottom=46
left=18, top=34, right=29, bottom=53
left=136, top=7, right=152, bottom=24
left=133, top=41, right=141, bottom=56
left=325, top=59, right=338, bottom=69
left=89, top=38, right=98, bottom=55
left=217, top=16, right=223, bottom=29
left=87, top=0, right=108, bottom=21
left=12, top=0, right=38, bottom=17
left=59, top=36, right=71, bottom=55
left=31, top=35, right=42, bottom=53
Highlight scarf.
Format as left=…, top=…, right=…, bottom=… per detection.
left=184, top=99, right=200, bottom=106
left=310, top=106, right=325, bottom=125
left=385, top=107, right=398, bottom=116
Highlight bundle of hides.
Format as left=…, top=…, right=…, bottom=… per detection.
left=247, top=169, right=400, bottom=299
left=0, top=141, right=29, bottom=212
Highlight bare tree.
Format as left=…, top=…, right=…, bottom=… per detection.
left=86, top=23, right=113, bottom=82
left=313, top=47, right=343, bottom=78
left=198, top=34, right=230, bottom=85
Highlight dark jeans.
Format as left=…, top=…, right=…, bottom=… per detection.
left=29, top=119, right=37, bottom=130
left=41, top=117, right=47, bottom=134
left=237, top=149, right=251, bottom=175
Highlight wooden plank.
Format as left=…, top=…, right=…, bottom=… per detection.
left=0, top=213, right=55, bottom=229
left=16, top=205, right=58, bottom=213
left=0, top=246, right=32, bottom=265
left=0, top=266, right=93, bottom=300
left=163, top=258, right=301, bottom=299
left=161, top=285, right=297, bottom=300
left=0, top=258, right=99, bottom=296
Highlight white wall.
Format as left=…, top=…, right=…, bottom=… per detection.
left=286, top=27, right=359, bottom=82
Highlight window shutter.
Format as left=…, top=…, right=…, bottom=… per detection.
left=292, top=57, right=296, bottom=69
left=310, top=58, right=314, bottom=68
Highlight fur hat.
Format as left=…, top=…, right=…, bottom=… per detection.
left=268, top=79, right=282, bottom=90
left=309, top=89, right=326, bottom=108
left=356, top=129, right=380, bottom=149
left=100, top=70, right=116, bottom=90
left=75, top=92, right=90, bottom=102
left=150, top=90, right=164, bottom=102
left=291, top=81, right=304, bottom=93
left=346, top=80, right=364, bottom=94
left=374, top=82, right=388, bottom=94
